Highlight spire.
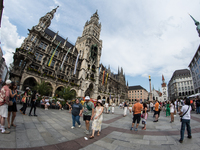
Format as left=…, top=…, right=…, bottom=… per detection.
left=189, top=14, right=200, bottom=26
left=189, top=14, right=200, bottom=37
left=62, top=37, right=68, bottom=48
left=162, top=75, right=165, bottom=82
left=52, top=31, right=59, bottom=42
left=127, top=81, right=128, bottom=86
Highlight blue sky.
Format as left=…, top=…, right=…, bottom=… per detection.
left=1, top=0, right=200, bottom=91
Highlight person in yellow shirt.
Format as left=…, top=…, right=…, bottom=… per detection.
left=130, top=99, right=143, bottom=131
left=153, top=100, right=159, bottom=122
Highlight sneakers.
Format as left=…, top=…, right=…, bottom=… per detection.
left=45, top=108, right=48, bottom=110
left=130, top=127, right=133, bottom=131
left=34, top=114, right=38, bottom=117
left=134, top=128, right=138, bottom=131
left=2, top=130, right=10, bottom=134
left=153, top=120, right=158, bottom=122
left=71, top=126, right=75, bottom=129
left=187, top=136, right=192, bottom=139
left=78, top=125, right=81, bottom=128
left=179, top=140, right=183, bottom=143
left=85, top=130, right=90, bottom=134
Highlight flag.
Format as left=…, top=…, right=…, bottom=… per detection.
left=105, top=73, right=109, bottom=85
left=102, top=70, right=105, bottom=85
left=99, top=64, right=102, bottom=75
left=60, top=47, right=71, bottom=70
left=73, top=53, right=80, bottom=75
left=48, top=41, right=61, bottom=66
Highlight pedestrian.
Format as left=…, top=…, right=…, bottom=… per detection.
left=153, top=100, right=159, bottom=122
left=56, top=100, right=63, bottom=110
left=150, top=102, right=153, bottom=112
left=111, top=103, right=115, bottom=114
left=166, top=101, right=170, bottom=117
left=123, top=101, right=128, bottom=117
left=0, top=79, right=12, bottom=134
left=0, top=78, right=2, bottom=90
left=66, top=99, right=83, bottom=129
left=179, top=98, right=192, bottom=143
left=130, top=99, right=143, bottom=131
left=83, top=96, right=94, bottom=135
left=7, top=82, right=19, bottom=128
left=129, top=102, right=132, bottom=114
left=89, top=100, right=104, bottom=139
left=29, top=91, right=37, bottom=116
left=196, top=96, right=200, bottom=114
left=104, top=102, right=108, bottom=113
left=20, top=87, right=30, bottom=115
left=170, top=100, right=175, bottom=123
left=142, top=103, right=148, bottom=130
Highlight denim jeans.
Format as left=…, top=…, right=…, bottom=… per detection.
left=72, top=114, right=80, bottom=127
left=196, top=106, right=200, bottom=113
left=180, top=119, right=191, bottom=141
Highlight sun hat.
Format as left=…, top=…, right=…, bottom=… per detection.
left=5, top=80, right=12, bottom=85
left=98, top=100, right=102, bottom=103
left=85, top=96, right=90, bottom=100
left=26, top=87, right=30, bottom=90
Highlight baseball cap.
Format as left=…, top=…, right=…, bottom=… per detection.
left=26, top=87, right=30, bottom=90
left=85, top=96, right=90, bottom=100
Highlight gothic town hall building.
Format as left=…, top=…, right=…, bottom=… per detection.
left=10, top=6, right=128, bottom=103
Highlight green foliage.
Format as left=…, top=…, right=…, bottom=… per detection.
left=33, top=81, right=52, bottom=96
left=57, top=87, right=76, bottom=101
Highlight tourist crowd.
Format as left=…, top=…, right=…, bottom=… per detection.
left=0, top=78, right=199, bottom=143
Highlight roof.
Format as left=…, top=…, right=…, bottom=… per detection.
left=171, top=69, right=190, bottom=78
left=44, top=28, right=74, bottom=48
left=128, top=85, right=147, bottom=91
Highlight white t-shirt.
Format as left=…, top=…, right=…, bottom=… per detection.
left=170, top=103, right=174, bottom=113
left=105, top=103, right=108, bottom=107
left=181, top=105, right=191, bottom=120
left=150, top=103, right=153, bottom=107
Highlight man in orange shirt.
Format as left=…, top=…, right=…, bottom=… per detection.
left=153, top=100, right=159, bottom=122
left=130, top=99, right=143, bottom=131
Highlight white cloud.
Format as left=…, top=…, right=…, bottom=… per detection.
left=1, top=15, right=25, bottom=66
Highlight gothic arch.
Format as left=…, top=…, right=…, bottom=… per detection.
left=22, top=77, right=37, bottom=91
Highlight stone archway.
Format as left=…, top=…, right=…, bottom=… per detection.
left=55, top=86, right=64, bottom=98
left=22, top=77, right=37, bottom=91
left=85, top=83, right=93, bottom=97
left=45, top=82, right=53, bottom=96
left=97, top=95, right=101, bottom=100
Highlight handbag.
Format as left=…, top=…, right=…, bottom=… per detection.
left=8, top=101, right=13, bottom=106
left=21, top=96, right=26, bottom=103
left=180, top=105, right=190, bottom=122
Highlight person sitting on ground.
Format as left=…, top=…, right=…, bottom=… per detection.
left=40, top=97, right=45, bottom=108
left=51, top=100, right=57, bottom=109
left=56, top=100, right=63, bottom=110
left=44, top=97, right=50, bottom=110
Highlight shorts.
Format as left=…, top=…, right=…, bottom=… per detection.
left=0, top=104, right=8, bottom=118
left=154, top=111, right=159, bottom=115
left=8, top=102, right=17, bottom=112
left=129, top=107, right=132, bottom=110
left=133, top=114, right=141, bottom=124
left=83, top=115, right=91, bottom=121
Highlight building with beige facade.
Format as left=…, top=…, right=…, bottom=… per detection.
left=9, top=6, right=128, bottom=103
left=128, top=85, right=148, bottom=102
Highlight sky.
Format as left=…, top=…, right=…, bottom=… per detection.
left=1, top=0, right=200, bottom=92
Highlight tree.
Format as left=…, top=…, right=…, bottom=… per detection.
left=57, top=86, right=76, bottom=101
left=34, top=81, right=52, bottom=96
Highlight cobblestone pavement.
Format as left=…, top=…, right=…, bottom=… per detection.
left=0, top=104, right=200, bottom=150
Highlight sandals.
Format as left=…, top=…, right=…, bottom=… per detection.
left=7, top=125, right=10, bottom=129
left=11, top=124, right=16, bottom=127
left=97, top=132, right=100, bottom=136
left=89, top=136, right=94, bottom=139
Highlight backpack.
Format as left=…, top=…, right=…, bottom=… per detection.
left=0, top=86, right=6, bottom=105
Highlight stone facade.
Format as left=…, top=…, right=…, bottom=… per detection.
left=168, top=69, right=194, bottom=100
left=10, top=7, right=128, bottom=104
left=128, top=85, right=148, bottom=102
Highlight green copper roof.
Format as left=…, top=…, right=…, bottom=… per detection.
left=189, top=14, right=200, bottom=26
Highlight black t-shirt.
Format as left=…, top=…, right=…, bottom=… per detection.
left=72, top=103, right=82, bottom=116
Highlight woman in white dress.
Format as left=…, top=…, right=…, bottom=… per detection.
left=89, top=100, right=104, bottom=139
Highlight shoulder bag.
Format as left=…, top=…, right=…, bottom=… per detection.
left=180, top=105, right=190, bottom=122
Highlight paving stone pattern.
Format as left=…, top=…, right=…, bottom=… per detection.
left=0, top=104, right=200, bottom=150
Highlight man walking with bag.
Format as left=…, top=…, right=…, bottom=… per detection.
left=0, top=80, right=12, bottom=134
left=83, top=96, right=94, bottom=134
